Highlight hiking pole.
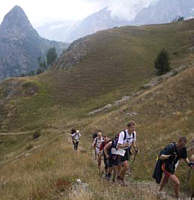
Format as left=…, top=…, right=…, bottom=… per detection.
left=129, top=149, right=138, bottom=174
left=131, top=148, right=139, bottom=164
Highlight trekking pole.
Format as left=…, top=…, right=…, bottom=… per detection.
left=131, top=148, right=139, bottom=164
left=132, top=152, right=136, bottom=163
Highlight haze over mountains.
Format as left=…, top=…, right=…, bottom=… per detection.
left=37, top=8, right=129, bottom=43
left=37, top=0, right=194, bottom=42
left=0, top=6, right=67, bottom=81
left=134, top=0, right=194, bottom=25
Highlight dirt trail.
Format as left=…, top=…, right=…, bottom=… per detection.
left=89, top=146, right=192, bottom=200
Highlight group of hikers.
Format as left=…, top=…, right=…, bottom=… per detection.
left=71, top=121, right=194, bottom=200
left=92, top=121, right=138, bottom=186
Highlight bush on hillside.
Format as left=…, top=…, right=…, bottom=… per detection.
left=154, top=49, right=171, bottom=75
left=46, top=47, right=57, bottom=66
left=33, top=130, right=41, bottom=139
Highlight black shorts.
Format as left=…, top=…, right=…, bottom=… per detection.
left=109, top=155, right=119, bottom=167
left=120, top=148, right=130, bottom=163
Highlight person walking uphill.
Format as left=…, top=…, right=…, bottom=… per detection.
left=117, top=121, right=138, bottom=186
left=92, top=131, right=104, bottom=174
left=71, top=129, right=81, bottom=151
left=153, top=136, right=193, bottom=200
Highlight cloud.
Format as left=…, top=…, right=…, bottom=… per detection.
left=85, top=0, right=155, bottom=21
left=109, top=0, right=152, bottom=20
left=0, top=0, right=155, bottom=26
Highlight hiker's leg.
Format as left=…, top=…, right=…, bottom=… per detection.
left=95, top=150, right=97, bottom=160
left=119, top=161, right=129, bottom=180
left=75, top=141, right=79, bottom=150
left=74, top=142, right=77, bottom=150
left=73, top=141, right=76, bottom=150
left=169, top=174, right=180, bottom=198
left=104, top=156, right=108, bottom=175
left=159, top=175, right=169, bottom=191
left=117, top=163, right=122, bottom=177
left=112, top=166, right=117, bottom=182
left=98, top=154, right=102, bottom=173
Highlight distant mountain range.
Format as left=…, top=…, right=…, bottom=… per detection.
left=133, top=0, right=194, bottom=25
left=36, top=20, right=78, bottom=42
left=37, top=0, right=194, bottom=42
left=0, top=6, right=68, bottom=80
left=37, top=8, right=129, bottom=43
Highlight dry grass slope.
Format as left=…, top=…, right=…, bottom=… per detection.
left=1, top=19, right=194, bottom=131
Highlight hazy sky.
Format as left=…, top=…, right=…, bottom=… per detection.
left=0, top=0, right=155, bottom=27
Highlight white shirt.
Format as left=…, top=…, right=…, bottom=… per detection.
left=72, top=132, right=81, bottom=141
left=94, top=137, right=104, bottom=149
left=117, top=130, right=136, bottom=149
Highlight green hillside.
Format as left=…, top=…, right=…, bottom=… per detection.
left=1, top=19, right=194, bottom=131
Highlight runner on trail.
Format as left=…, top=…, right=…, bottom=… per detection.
left=99, top=136, right=111, bottom=178
left=92, top=131, right=104, bottom=174
left=71, top=129, right=81, bottom=151
left=116, top=121, right=138, bottom=186
left=154, top=137, right=193, bottom=200
left=92, top=132, right=98, bottom=160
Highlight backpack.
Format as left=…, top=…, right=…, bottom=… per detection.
left=111, top=130, right=127, bottom=149
left=92, top=133, right=97, bottom=139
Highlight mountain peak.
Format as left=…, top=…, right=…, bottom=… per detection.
left=0, top=5, right=38, bottom=38
left=1, top=5, right=29, bottom=25
left=11, top=5, right=25, bottom=12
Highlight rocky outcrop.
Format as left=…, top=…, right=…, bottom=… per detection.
left=0, top=6, right=67, bottom=81
left=56, top=38, right=89, bottom=68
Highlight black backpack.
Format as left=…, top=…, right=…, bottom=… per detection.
left=92, top=133, right=97, bottom=139
left=111, top=130, right=127, bottom=149
left=111, top=131, right=135, bottom=151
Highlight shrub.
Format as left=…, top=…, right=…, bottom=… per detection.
left=154, top=48, right=171, bottom=75
left=33, top=131, right=41, bottom=139
left=46, top=47, right=57, bottom=66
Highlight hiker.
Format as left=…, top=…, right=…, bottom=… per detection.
left=92, top=131, right=104, bottom=174
left=71, top=129, right=81, bottom=151
left=92, top=132, right=98, bottom=160
left=104, top=139, right=120, bottom=182
left=116, top=121, right=138, bottom=186
left=99, top=136, right=111, bottom=178
left=153, top=137, right=193, bottom=200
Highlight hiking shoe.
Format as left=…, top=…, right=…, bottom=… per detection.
left=104, top=174, right=110, bottom=181
left=117, top=176, right=127, bottom=186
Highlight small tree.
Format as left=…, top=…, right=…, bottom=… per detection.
left=172, top=16, right=184, bottom=23
left=177, top=16, right=184, bottom=22
left=46, top=47, right=57, bottom=66
left=154, top=49, right=171, bottom=75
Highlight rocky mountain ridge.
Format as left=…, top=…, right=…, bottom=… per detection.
left=0, top=6, right=67, bottom=81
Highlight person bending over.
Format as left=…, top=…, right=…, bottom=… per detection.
left=159, top=137, right=192, bottom=200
